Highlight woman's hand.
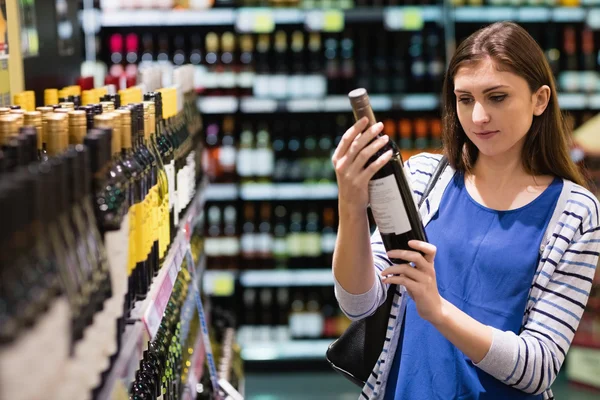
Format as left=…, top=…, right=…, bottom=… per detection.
left=331, top=117, right=393, bottom=214
left=381, top=240, right=445, bottom=325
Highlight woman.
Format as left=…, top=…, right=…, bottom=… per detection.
left=332, top=22, right=600, bottom=400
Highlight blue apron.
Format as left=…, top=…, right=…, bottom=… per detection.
left=385, top=173, right=562, bottom=399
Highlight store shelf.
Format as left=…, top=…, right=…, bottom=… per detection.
left=142, top=181, right=208, bottom=339
left=241, top=339, right=333, bottom=361
left=97, top=179, right=208, bottom=400
left=453, top=6, right=588, bottom=23
left=198, top=94, right=440, bottom=114
left=98, top=7, right=442, bottom=29
left=240, top=182, right=338, bottom=200
left=240, top=269, right=334, bottom=288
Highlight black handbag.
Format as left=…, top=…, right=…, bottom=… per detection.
left=325, top=155, right=449, bottom=387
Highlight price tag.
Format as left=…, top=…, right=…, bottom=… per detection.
left=305, top=10, right=344, bottom=32
left=211, top=274, right=235, bottom=297
left=403, top=7, right=424, bottom=30
left=384, top=7, right=423, bottom=31
left=236, top=8, right=275, bottom=33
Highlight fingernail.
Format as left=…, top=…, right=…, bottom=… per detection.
left=380, top=135, right=388, bottom=142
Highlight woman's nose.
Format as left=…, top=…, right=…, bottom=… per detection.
left=472, top=102, right=490, bottom=125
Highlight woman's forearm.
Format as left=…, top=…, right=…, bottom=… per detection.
left=433, top=298, right=493, bottom=363
left=332, top=206, right=375, bottom=295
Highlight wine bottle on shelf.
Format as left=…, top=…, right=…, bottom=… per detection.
left=257, top=202, right=274, bottom=270
left=321, top=207, right=337, bottom=267
left=222, top=204, right=240, bottom=270
left=219, top=116, right=237, bottom=183
left=254, top=123, right=274, bottom=183
left=238, top=34, right=256, bottom=97
left=205, top=204, right=223, bottom=270
left=349, top=88, right=428, bottom=264
left=241, top=203, right=257, bottom=270
left=273, top=204, right=289, bottom=270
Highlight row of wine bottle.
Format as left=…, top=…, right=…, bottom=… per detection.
left=203, top=114, right=442, bottom=184
left=100, top=0, right=597, bottom=10
left=105, top=25, right=445, bottom=97
left=235, top=286, right=351, bottom=341
left=0, top=65, right=204, bottom=400
left=204, top=202, right=338, bottom=270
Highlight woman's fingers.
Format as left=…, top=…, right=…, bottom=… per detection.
left=381, top=263, right=427, bottom=283
left=408, top=241, right=437, bottom=264
left=360, top=149, right=393, bottom=181
left=332, top=117, right=369, bottom=166
left=386, top=249, right=429, bottom=270
left=345, top=121, right=385, bottom=164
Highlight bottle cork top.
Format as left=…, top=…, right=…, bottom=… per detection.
left=0, top=115, right=19, bottom=144
left=100, top=101, right=115, bottom=113
left=0, top=107, right=10, bottom=115
left=348, top=88, right=370, bottom=109
left=44, top=89, right=59, bottom=106
left=59, top=101, right=75, bottom=110
left=68, top=110, right=87, bottom=126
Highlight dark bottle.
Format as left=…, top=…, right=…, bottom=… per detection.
left=287, top=209, right=304, bottom=269
left=20, top=126, right=40, bottom=164
left=238, top=34, right=256, bottom=96
left=339, top=31, right=355, bottom=95
left=372, top=33, right=388, bottom=94
left=349, top=88, right=427, bottom=264
left=116, top=108, right=145, bottom=312
left=426, top=28, right=445, bottom=93
left=272, top=30, right=289, bottom=100
left=273, top=204, right=288, bottom=270
left=219, top=116, right=237, bottom=183
left=256, top=202, right=274, bottom=270
left=241, top=203, right=257, bottom=270
left=321, top=207, right=337, bottom=267
left=141, top=99, right=170, bottom=270
left=222, top=204, right=240, bottom=270
left=409, top=32, right=426, bottom=93
left=289, top=31, right=306, bottom=98
left=23, top=111, right=42, bottom=157
left=205, top=204, right=223, bottom=270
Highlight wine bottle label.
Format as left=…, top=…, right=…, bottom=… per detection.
left=220, top=71, right=237, bottom=89
left=289, top=313, right=304, bottom=338
left=304, top=233, right=322, bottom=257
left=236, top=148, right=254, bottom=177
left=220, top=237, right=240, bottom=256
left=194, top=65, right=209, bottom=91
left=287, top=233, right=304, bottom=257
left=321, top=232, right=337, bottom=255
left=253, top=75, right=271, bottom=98
left=253, top=149, right=274, bottom=177
left=128, top=203, right=139, bottom=274
left=106, top=213, right=130, bottom=291
left=270, top=75, right=288, bottom=100
left=273, top=237, right=288, bottom=257
left=256, top=233, right=274, bottom=255
left=241, top=233, right=256, bottom=256
left=287, top=75, right=304, bottom=99
left=411, top=61, right=426, bottom=79
left=219, top=146, right=237, bottom=171
left=165, top=162, right=176, bottom=211
left=204, top=238, right=222, bottom=257
left=304, top=311, right=324, bottom=338
left=368, top=174, right=412, bottom=235
left=304, top=75, right=327, bottom=98
left=559, top=71, right=580, bottom=92
left=237, top=71, right=256, bottom=89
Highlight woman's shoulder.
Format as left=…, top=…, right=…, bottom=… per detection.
left=404, top=152, right=446, bottom=176
left=559, top=180, right=600, bottom=233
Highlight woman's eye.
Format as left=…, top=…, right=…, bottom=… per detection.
left=490, top=95, right=507, bottom=103
left=458, top=97, right=473, bottom=104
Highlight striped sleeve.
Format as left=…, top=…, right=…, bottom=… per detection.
left=333, top=229, right=389, bottom=321
left=474, top=189, right=600, bottom=395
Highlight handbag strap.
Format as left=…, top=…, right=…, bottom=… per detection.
left=417, top=155, right=448, bottom=208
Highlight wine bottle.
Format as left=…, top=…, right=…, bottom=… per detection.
left=348, top=88, right=427, bottom=264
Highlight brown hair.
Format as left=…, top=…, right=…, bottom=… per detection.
left=441, top=21, right=586, bottom=187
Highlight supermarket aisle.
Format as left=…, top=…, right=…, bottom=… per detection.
left=245, top=371, right=599, bottom=400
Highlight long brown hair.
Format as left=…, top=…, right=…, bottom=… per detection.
left=442, top=21, right=586, bottom=187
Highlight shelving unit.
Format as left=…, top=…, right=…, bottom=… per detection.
left=98, top=179, right=209, bottom=400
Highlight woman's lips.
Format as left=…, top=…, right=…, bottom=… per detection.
left=474, top=130, right=499, bottom=138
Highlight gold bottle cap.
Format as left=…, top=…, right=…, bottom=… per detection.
left=0, top=107, right=11, bottom=115
left=59, top=101, right=75, bottom=110
left=44, top=89, right=59, bottom=106
left=115, top=109, right=132, bottom=149
left=68, top=110, right=86, bottom=126
left=94, top=113, right=121, bottom=156
left=0, top=115, right=19, bottom=145
left=68, top=110, right=87, bottom=145
left=54, top=108, right=71, bottom=115
left=240, top=34, right=254, bottom=52
left=10, top=109, right=25, bottom=130
left=13, top=92, right=27, bottom=109
left=206, top=32, right=219, bottom=51
left=221, top=32, right=236, bottom=52
left=24, top=111, right=43, bottom=150
left=100, top=101, right=115, bottom=113
left=36, top=106, right=53, bottom=114
left=46, top=113, right=68, bottom=155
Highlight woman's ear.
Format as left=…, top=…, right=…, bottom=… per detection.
left=533, top=85, right=551, bottom=116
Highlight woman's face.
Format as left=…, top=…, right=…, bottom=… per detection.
left=453, top=57, right=546, bottom=160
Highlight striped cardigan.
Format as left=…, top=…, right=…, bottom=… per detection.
left=334, top=153, right=600, bottom=400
